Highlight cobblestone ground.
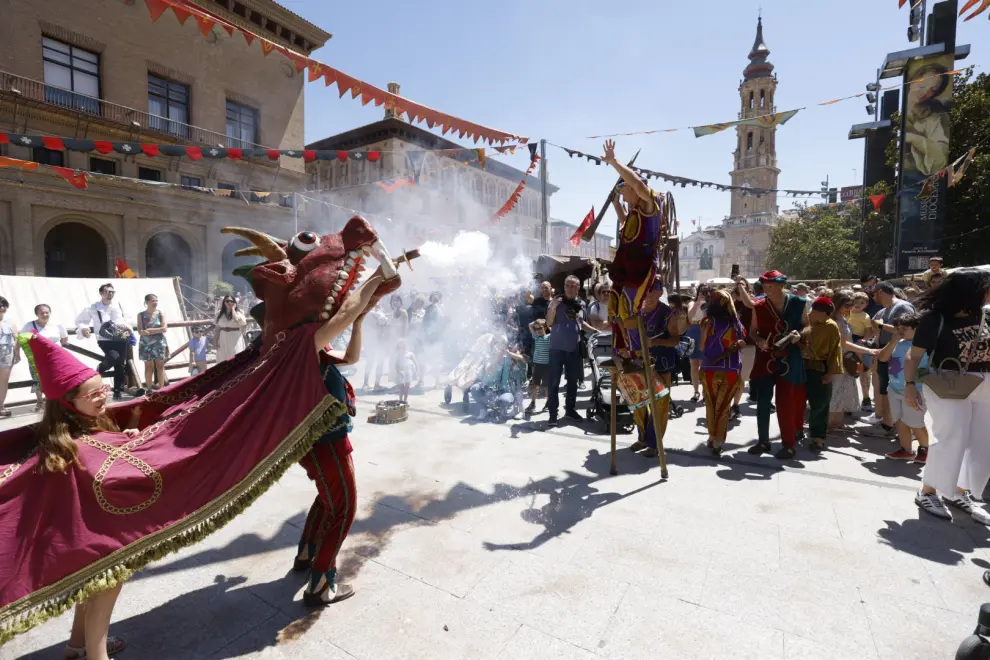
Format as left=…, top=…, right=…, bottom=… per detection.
left=2, top=375, right=987, bottom=659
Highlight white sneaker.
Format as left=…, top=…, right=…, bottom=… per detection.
left=916, top=491, right=952, bottom=521
left=864, top=415, right=883, bottom=426
left=946, top=491, right=990, bottom=525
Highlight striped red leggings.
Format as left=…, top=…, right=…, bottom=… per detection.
left=297, top=444, right=357, bottom=574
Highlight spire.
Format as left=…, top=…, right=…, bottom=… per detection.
left=743, top=16, right=774, bottom=81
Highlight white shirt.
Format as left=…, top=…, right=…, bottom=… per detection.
left=22, top=320, right=68, bottom=344
left=76, top=300, right=127, bottom=331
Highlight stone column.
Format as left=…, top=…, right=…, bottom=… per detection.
left=11, top=198, right=35, bottom=276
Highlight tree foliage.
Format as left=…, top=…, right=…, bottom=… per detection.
left=766, top=203, right=860, bottom=279
left=944, top=71, right=990, bottom=267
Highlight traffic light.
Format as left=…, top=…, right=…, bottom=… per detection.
left=908, top=3, right=924, bottom=42
left=821, top=179, right=829, bottom=201
left=866, top=82, right=880, bottom=117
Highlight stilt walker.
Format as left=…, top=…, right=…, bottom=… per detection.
left=609, top=368, right=618, bottom=475
left=595, top=140, right=676, bottom=478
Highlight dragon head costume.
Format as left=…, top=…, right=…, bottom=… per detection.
left=222, top=215, right=405, bottom=339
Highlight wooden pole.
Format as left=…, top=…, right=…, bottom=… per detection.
left=636, top=315, right=669, bottom=479
left=609, top=367, right=618, bottom=475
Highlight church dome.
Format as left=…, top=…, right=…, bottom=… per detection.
left=743, top=17, right=774, bottom=81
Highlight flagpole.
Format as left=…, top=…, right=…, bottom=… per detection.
left=539, top=139, right=548, bottom=254
left=293, top=191, right=298, bottom=234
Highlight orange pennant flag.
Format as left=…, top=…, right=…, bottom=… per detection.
left=307, top=62, right=324, bottom=82
left=963, top=0, right=989, bottom=20
left=170, top=4, right=191, bottom=24
left=240, top=29, right=255, bottom=46
left=261, top=41, right=276, bottom=56
left=195, top=15, right=214, bottom=37
left=145, top=0, right=170, bottom=22
left=0, top=156, right=39, bottom=171
left=52, top=167, right=89, bottom=189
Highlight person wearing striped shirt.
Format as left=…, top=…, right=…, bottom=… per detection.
left=525, top=319, right=551, bottom=415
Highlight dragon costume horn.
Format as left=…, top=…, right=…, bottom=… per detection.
left=220, top=227, right=288, bottom=262
left=234, top=246, right=267, bottom=258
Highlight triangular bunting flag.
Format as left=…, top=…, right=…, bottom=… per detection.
left=145, top=0, right=170, bottom=22
left=571, top=208, right=594, bottom=246
left=870, top=193, right=886, bottom=210
left=52, top=167, right=89, bottom=189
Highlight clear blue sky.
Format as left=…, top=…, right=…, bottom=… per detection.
left=286, top=0, right=988, bottom=235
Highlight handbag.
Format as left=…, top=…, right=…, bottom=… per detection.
left=922, top=309, right=986, bottom=400
left=842, top=352, right=862, bottom=377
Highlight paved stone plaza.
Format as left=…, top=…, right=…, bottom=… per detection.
left=3, top=378, right=988, bottom=659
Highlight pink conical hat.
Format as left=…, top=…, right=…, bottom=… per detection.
left=18, top=333, right=98, bottom=401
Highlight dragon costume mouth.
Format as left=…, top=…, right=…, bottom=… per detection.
left=321, top=239, right=396, bottom=320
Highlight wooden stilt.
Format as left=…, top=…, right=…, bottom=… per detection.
left=609, top=368, right=618, bottom=476
left=636, top=315, right=669, bottom=479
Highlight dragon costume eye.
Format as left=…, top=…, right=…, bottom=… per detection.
left=291, top=231, right=319, bottom=253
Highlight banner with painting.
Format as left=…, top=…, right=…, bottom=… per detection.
left=896, top=54, right=954, bottom=274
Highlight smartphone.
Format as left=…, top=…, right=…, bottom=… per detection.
left=731, top=264, right=740, bottom=278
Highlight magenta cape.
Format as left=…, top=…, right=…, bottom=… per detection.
left=0, top=324, right=344, bottom=644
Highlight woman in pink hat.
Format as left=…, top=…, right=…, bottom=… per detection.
left=18, top=332, right=130, bottom=659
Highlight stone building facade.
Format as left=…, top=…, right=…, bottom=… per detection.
left=305, top=96, right=556, bottom=261
left=679, top=228, right=725, bottom=283
left=0, top=0, right=329, bottom=297
left=548, top=220, right=611, bottom=259
left=720, top=17, right=781, bottom=278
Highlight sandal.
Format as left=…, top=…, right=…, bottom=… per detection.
left=65, top=635, right=126, bottom=659
left=303, top=582, right=355, bottom=607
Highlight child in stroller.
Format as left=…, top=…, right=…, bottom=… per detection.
left=467, top=336, right=527, bottom=422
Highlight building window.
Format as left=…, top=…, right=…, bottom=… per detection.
left=180, top=175, right=202, bottom=189
left=226, top=100, right=258, bottom=148
left=279, top=194, right=295, bottom=208
left=746, top=132, right=753, bottom=152
left=760, top=89, right=766, bottom=108
left=138, top=167, right=162, bottom=182
left=148, top=75, right=190, bottom=138
left=217, top=182, right=236, bottom=191
left=89, top=157, right=116, bottom=175
left=32, top=147, right=64, bottom=167
left=42, top=37, right=100, bottom=115
left=748, top=91, right=754, bottom=109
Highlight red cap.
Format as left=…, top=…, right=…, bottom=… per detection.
left=19, top=333, right=98, bottom=402
left=759, top=270, right=787, bottom=283
left=811, top=296, right=835, bottom=313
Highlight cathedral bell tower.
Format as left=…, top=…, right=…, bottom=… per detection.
left=728, top=16, right=780, bottom=221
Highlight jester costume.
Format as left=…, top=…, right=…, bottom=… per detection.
left=749, top=271, right=807, bottom=455
left=0, top=216, right=403, bottom=642
left=699, top=292, right=746, bottom=450
left=608, top=187, right=673, bottom=357
left=628, top=296, right=675, bottom=453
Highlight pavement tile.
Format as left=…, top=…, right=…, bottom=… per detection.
left=495, top=625, right=601, bottom=660
left=777, top=528, right=941, bottom=606
left=206, top=613, right=358, bottom=659
left=700, top=564, right=875, bottom=657
left=330, top=577, right=518, bottom=660
left=782, top=633, right=877, bottom=660
left=465, top=551, right=629, bottom=651
left=597, top=584, right=784, bottom=660
left=572, top=522, right=712, bottom=604
left=860, top=588, right=973, bottom=660
left=370, top=519, right=507, bottom=597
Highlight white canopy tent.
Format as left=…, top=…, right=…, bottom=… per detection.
left=0, top=275, right=188, bottom=406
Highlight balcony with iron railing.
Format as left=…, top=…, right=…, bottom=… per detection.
left=0, top=70, right=270, bottom=150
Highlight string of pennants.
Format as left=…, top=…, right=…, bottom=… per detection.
left=139, top=0, right=526, bottom=145
left=552, top=143, right=825, bottom=198
left=585, top=66, right=976, bottom=140
left=489, top=148, right=540, bottom=223
left=901, top=0, right=990, bottom=21
left=0, top=153, right=293, bottom=201
left=0, top=133, right=521, bottom=163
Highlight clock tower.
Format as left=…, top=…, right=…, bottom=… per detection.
left=722, top=16, right=781, bottom=277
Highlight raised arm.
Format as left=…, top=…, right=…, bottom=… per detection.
left=603, top=140, right=650, bottom=203
left=314, top=272, right=386, bottom=352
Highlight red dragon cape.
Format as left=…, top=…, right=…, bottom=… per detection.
left=0, top=216, right=401, bottom=644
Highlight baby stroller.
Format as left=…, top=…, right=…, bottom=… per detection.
left=585, top=332, right=635, bottom=434
left=443, top=333, right=498, bottom=411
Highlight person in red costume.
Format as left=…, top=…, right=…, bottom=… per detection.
left=747, top=270, right=809, bottom=460
left=0, top=217, right=404, bottom=647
